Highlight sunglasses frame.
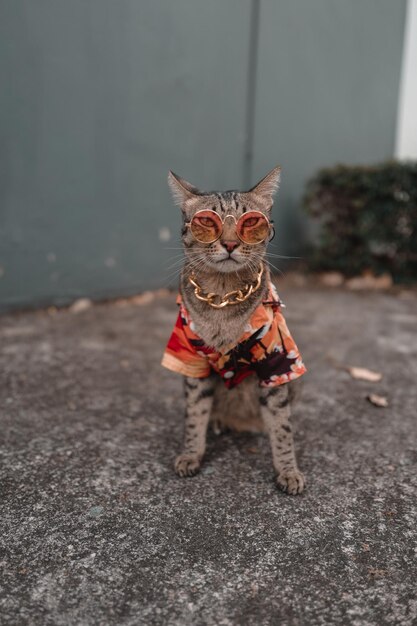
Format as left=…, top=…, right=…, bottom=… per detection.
left=185, top=209, right=274, bottom=245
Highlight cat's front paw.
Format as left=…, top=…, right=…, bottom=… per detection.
left=174, top=454, right=201, bottom=477
left=276, top=469, right=305, bottom=495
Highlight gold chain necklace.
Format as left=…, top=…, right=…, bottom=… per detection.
left=189, top=264, right=264, bottom=309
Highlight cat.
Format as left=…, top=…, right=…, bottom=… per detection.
left=162, top=167, right=307, bottom=495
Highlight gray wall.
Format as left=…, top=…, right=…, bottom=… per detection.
left=0, top=0, right=406, bottom=311
left=252, top=0, right=407, bottom=252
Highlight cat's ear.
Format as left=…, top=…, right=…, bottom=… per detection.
left=168, top=171, right=201, bottom=208
left=248, top=166, right=281, bottom=206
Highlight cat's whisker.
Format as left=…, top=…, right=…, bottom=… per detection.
left=183, top=256, right=211, bottom=275
left=165, top=250, right=213, bottom=270
left=163, top=268, right=183, bottom=284
left=165, top=258, right=186, bottom=269
left=266, top=244, right=303, bottom=260
left=166, top=255, right=207, bottom=274
left=264, top=259, right=286, bottom=279
left=264, top=252, right=302, bottom=260
left=164, top=259, right=208, bottom=286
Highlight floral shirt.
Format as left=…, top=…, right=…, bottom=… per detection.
left=161, top=282, right=306, bottom=389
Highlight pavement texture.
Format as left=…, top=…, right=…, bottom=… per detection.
left=1, top=283, right=417, bottom=626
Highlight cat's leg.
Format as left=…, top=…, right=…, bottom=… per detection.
left=174, top=376, right=214, bottom=477
left=259, top=384, right=305, bottom=495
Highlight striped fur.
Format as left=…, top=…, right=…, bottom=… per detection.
left=169, top=168, right=305, bottom=494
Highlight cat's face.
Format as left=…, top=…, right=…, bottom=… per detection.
left=168, top=167, right=281, bottom=274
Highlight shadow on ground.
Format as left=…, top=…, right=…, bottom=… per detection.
left=0, top=285, right=416, bottom=625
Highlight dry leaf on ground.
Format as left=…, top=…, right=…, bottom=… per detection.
left=130, top=292, right=155, bottom=305
left=345, top=271, right=393, bottom=291
left=69, top=298, right=93, bottom=314
left=318, top=271, right=345, bottom=287
left=114, top=289, right=170, bottom=308
left=367, top=394, right=389, bottom=408
left=348, top=367, right=382, bottom=382
left=367, top=567, right=388, bottom=579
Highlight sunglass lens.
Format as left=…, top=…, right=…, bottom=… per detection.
left=190, top=211, right=222, bottom=243
left=237, top=212, right=270, bottom=244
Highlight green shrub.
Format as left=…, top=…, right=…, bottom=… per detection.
left=303, top=161, right=417, bottom=282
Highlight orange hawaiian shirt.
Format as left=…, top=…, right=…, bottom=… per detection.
left=161, top=282, right=306, bottom=389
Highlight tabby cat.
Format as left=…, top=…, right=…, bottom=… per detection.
left=162, top=167, right=307, bottom=494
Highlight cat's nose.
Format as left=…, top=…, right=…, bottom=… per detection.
left=222, top=240, right=239, bottom=253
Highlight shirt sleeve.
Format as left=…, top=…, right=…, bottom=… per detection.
left=161, top=311, right=211, bottom=378
left=257, top=309, right=307, bottom=387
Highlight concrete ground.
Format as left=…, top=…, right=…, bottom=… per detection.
left=0, top=283, right=416, bottom=626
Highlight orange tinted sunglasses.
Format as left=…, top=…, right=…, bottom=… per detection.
left=186, top=210, right=273, bottom=245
